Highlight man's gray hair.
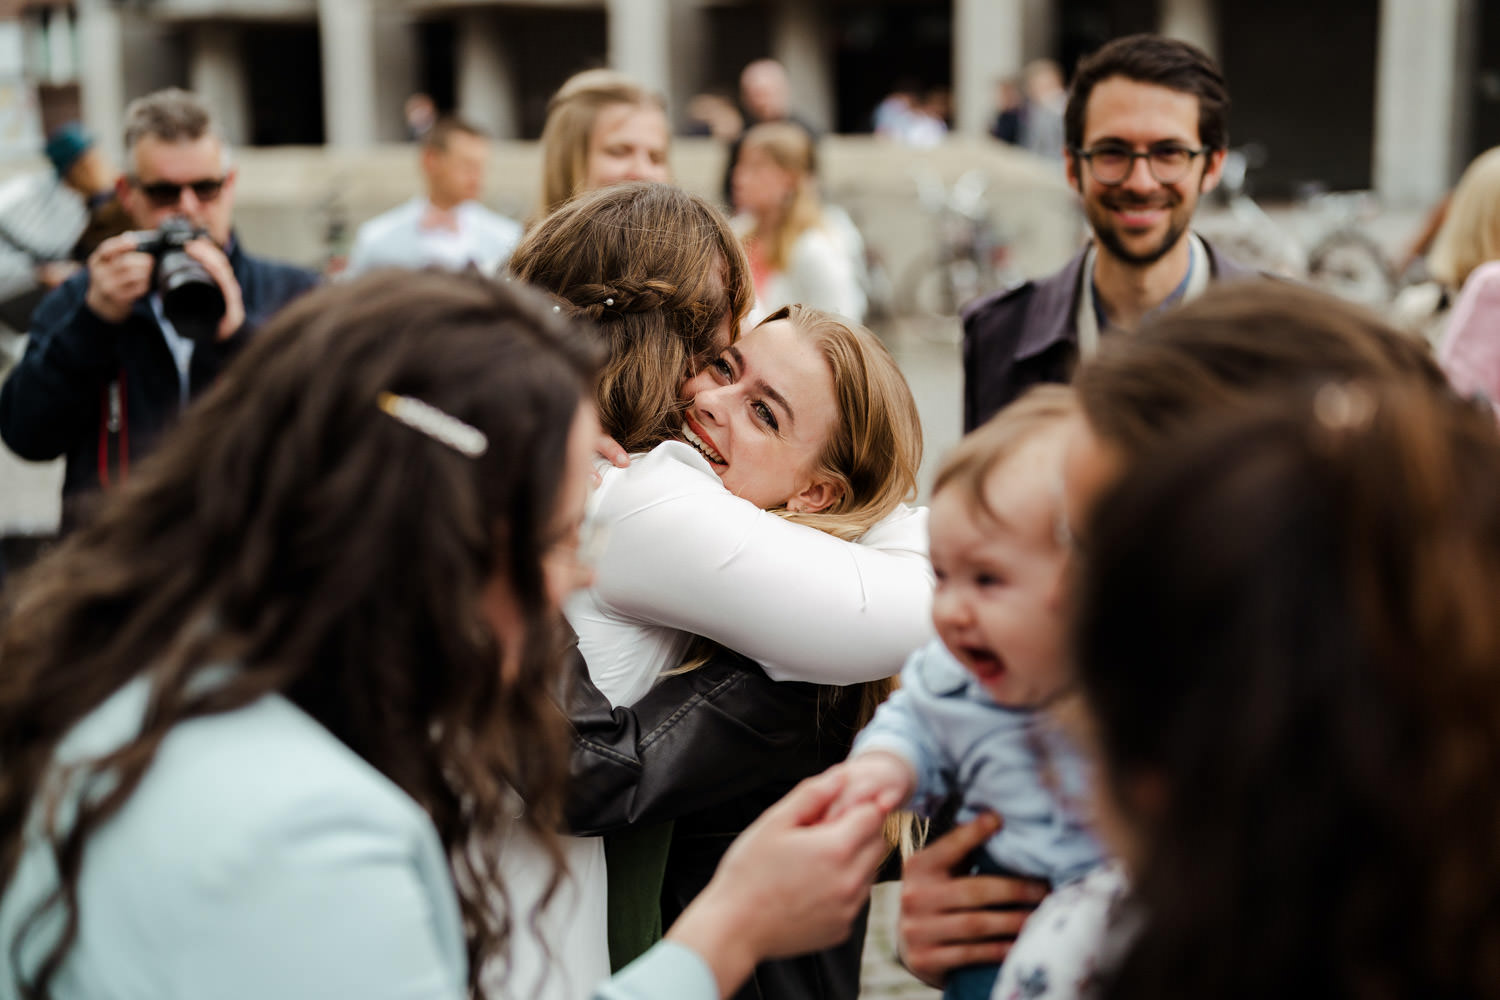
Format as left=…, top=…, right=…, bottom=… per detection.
left=122, top=88, right=229, bottom=163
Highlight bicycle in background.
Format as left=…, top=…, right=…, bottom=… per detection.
left=1198, top=144, right=1396, bottom=308
left=898, top=169, right=1020, bottom=334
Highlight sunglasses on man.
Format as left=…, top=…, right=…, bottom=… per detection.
left=130, top=176, right=227, bottom=209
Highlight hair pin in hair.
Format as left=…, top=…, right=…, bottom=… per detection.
left=604, top=297, right=615, bottom=307
left=1313, top=382, right=1376, bottom=433
left=552, top=304, right=562, bottom=313
left=377, top=391, right=488, bottom=458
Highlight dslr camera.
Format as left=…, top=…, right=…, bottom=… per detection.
left=130, top=216, right=226, bottom=343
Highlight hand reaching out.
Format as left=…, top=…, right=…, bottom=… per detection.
left=897, top=813, right=1049, bottom=988
left=666, top=765, right=901, bottom=998
left=825, top=750, right=916, bottom=820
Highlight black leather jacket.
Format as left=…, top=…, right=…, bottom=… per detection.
left=563, top=647, right=868, bottom=1000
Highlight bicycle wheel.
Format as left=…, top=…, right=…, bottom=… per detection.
left=1307, top=229, right=1395, bottom=307
left=899, top=253, right=999, bottom=345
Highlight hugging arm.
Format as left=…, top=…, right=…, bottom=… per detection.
left=591, top=451, right=934, bottom=686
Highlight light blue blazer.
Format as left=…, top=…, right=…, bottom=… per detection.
left=0, top=677, right=468, bottom=1000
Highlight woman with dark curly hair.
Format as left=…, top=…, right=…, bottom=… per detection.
left=0, top=270, right=891, bottom=1000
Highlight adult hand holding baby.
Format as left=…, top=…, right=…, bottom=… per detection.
left=897, top=814, right=1048, bottom=988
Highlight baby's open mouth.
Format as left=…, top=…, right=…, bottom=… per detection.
left=961, top=646, right=1005, bottom=681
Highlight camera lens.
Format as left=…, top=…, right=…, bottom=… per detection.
left=157, top=248, right=226, bottom=343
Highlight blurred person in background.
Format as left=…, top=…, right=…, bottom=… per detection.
left=720, top=59, right=818, bottom=206
left=1392, top=146, right=1500, bottom=347
left=731, top=122, right=866, bottom=322
left=0, top=123, right=130, bottom=341
left=683, top=92, right=742, bottom=141
left=990, top=76, right=1027, bottom=145
left=1019, top=60, right=1068, bottom=164
left=0, top=88, right=317, bottom=532
left=537, top=69, right=671, bottom=220
left=345, top=118, right=522, bottom=277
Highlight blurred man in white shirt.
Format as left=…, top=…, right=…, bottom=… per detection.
left=346, top=118, right=521, bottom=277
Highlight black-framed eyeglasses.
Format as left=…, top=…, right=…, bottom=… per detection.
left=130, top=177, right=227, bottom=208
left=1072, top=144, right=1206, bottom=185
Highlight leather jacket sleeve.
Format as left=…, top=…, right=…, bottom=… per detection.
left=562, top=645, right=831, bottom=836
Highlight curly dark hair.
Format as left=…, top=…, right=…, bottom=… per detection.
left=1076, top=381, right=1500, bottom=998
left=0, top=269, right=603, bottom=998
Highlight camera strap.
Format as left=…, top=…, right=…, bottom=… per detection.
left=96, top=370, right=129, bottom=488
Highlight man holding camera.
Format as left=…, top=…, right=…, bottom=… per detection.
left=0, top=88, right=317, bottom=530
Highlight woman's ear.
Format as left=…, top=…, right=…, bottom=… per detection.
left=787, top=479, right=843, bottom=514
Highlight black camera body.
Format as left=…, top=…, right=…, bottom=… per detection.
left=131, top=216, right=226, bottom=343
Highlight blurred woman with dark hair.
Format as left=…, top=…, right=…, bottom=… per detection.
left=1073, top=378, right=1500, bottom=999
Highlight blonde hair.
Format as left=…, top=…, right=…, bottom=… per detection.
left=538, top=69, right=667, bottom=217
left=739, top=121, right=824, bottom=272
left=1429, top=146, right=1500, bottom=289
left=935, top=385, right=1077, bottom=523
left=510, top=181, right=753, bottom=453
left=765, top=304, right=923, bottom=541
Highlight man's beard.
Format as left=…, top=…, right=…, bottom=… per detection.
left=1087, top=190, right=1192, bottom=267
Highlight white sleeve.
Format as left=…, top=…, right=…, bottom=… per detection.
left=788, top=229, right=867, bottom=323
left=589, top=445, right=933, bottom=685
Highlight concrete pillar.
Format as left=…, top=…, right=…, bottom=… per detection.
left=1021, top=0, right=1055, bottom=64
left=1373, top=0, right=1463, bottom=205
left=45, top=7, right=76, bottom=84
left=608, top=0, right=670, bottom=103
left=455, top=10, right=519, bottom=140
left=318, top=0, right=378, bottom=149
left=954, top=0, right=1023, bottom=137
left=665, top=1, right=707, bottom=131
left=771, top=0, right=833, bottom=133
left=371, top=6, right=417, bottom=143
left=1158, top=0, right=1218, bottom=60
left=75, top=0, right=125, bottom=163
left=188, top=24, right=249, bottom=148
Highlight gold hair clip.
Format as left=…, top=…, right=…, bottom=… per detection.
left=377, top=391, right=488, bottom=458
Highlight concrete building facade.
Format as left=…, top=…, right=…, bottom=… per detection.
left=23, top=0, right=1500, bottom=207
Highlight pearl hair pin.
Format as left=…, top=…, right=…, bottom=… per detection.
left=377, top=391, right=489, bottom=458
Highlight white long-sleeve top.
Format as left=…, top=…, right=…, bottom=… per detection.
left=566, top=441, right=935, bottom=707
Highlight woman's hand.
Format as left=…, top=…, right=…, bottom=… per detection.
left=896, top=814, right=1049, bottom=988
left=596, top=434, right=630, bottom=476
left=666, top=766, right=898, bottom=998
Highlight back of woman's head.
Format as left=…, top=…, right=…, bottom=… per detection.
left=769, top=304, right=922, bottom=541
left=0, top=270, right=602, bottom=996
left=539, top=69, right=665, bottom=215
left=510, top=181, right=753, bottom=452
left=1074, top=279, right=1446, bottom=466
left=1076, top=381, right=1500, bottom=999
left=1429, top=146, right=1500, bottom=289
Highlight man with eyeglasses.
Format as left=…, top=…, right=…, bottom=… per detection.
left=0, top=88, right=316, bottom=530
left=962, top=34, right=1252, bottom=431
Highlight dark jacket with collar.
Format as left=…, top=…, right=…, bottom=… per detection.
left=961, top=236, right=1252, bottom=431
left=564, top=646, right=869, bottom=1000
left=0, top=238, right=317, bottom=518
